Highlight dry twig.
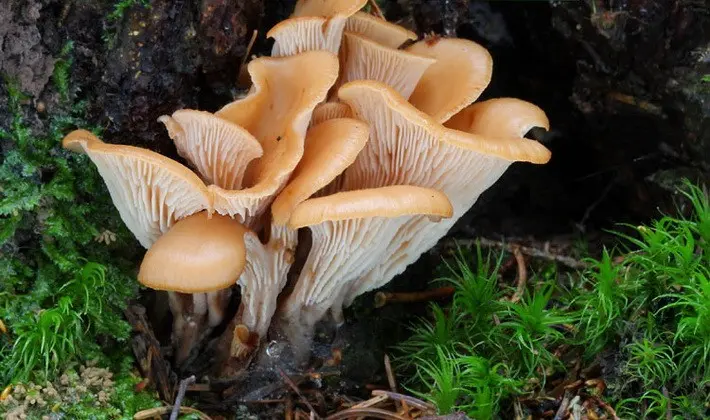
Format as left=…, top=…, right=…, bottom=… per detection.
left=374, top=287, right=455, bottom=308
left=371, top=390, right=435, bottom=412
left=509, top=246, right=528, bottom=303
left=367, top=0, right=385, bottom=19
left=170, top=375, right=196, bottom=420
left=279, top=369, right=321, bottom=419
left=442, top=237, right=587, bottom=269
left=134, top=406, right=211, bottom=420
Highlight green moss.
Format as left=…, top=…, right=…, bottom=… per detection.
left=1, top=67, right=140, bottom=387
left=397, top=180, right=710, bottom=418
left=52, top=41, right=74, bottom=102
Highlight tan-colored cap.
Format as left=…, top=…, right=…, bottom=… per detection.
left=334, top=81, right=551, bottom=307
left=288, top=185, right=453, bottom=229
left=271, top=118, right=370, bottom=226
left=62, top=129, right=211, bottom=248
left=445, top=97, right=550, bottom=139
left=278, top=185, right=453, bottom=346
left=338, top=80, right=551, bottom=164
left=407, top=37, right=493, bottom=123
left=338, top=32, right=435, bottom=100
left=138, top=212, right=248, bottom=293
left=292, top=0, right=366, bottom=17
left=158, top=109, right=264, bottom=190
left=212, top=51, right=340, bottom=224
left=344, top=12, right=417, bottom=49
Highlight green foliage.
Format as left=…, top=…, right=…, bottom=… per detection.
left=1, top=71, right=140, bottom=386
left=107, top=0, right=151, bottom=22
left=397, top=180, right=710, bottom=418
left=396, top=246, right=569, bottom=416
left=52, top=41, right=74, bottom=101
left=3, top=263, right=133, bottom=382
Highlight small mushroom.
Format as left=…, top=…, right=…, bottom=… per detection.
left=211, top=50, right=340, bottom=224
left=62, top=130, right=242, bottom=362
left=140, top=211, right=248, bottom=362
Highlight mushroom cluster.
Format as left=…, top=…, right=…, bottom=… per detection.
left=62, top=0, right=551, bottom=369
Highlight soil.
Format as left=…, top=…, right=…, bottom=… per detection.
left=2, top=0, right=710, bottom=417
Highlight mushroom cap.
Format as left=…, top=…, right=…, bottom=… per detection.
left=211, top=51, right=340, bottom=223
left=267, top=0, right=367, bottom=56
left=271, top=118, right=370, bottom=226
left=158, top=109, right=264, bottom=190
left=288, top=185, right=453, bottom=229
left=138, top=211, right=248, bottom=293
left=338, top=80, right=552, bottom=164
left=292, top=0, right=366, bottom=17
left=338, top=31, right=435, bottom=100
left=344, top=12, right=418, bottom=48
left=62, top=129, right=211, bottom=248
left=407, top=37, right=493, bottom=123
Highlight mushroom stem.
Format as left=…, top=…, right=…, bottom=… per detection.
left=168, top=290, right=232, bottom=365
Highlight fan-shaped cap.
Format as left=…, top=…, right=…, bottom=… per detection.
left=267, top=0, right=367, bottom=56
left=407, top=37, right=493, bottom=123
left=338, top=32, right=435, bottom=100
left=211, top=51, right=340, bottom=224
left=334, top=81, right=551, bottom=306
left=271, top=118, right=369, bottom=226
left=138, top=211, right=248, bottom=293
left=279, top=185, right=453, bottom=351
left=344, top=12, right=418, bottom=48
left=62, top=129, right=212, bottom=248
left=159, top=110, right=264, bottom=190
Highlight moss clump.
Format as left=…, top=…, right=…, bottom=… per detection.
left=397, top=180, right=710, bottom=418
left=0, top=359, right=162, bottom=419
left=1, top=40, right=141, bottom=389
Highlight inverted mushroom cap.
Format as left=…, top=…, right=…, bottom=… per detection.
left=288, top=185, right=453, bottom=229
left=407, top=37, right=493, bottom=123
left=338, top=80, right=551, bottom=165
left=138, top=212, right=248, bottom=293
left=334, top=81, right=551, bottom=306
left=211, top=51, right=340, bottom=223
left=271, top=118, right=370, bottom=226
left=158, top=109, right=264, bottom=190
left=344, top=12, right=418, bottom=48
left=267, top=0, right=367, bottom=56
left=279, top=184, right=453, bottom=350
left=338, top=32, right=435, bottom=100
left=62, top=129, right=211, bottom=248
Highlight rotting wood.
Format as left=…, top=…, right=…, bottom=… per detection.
left=124, top=304, right=176, bottom=402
